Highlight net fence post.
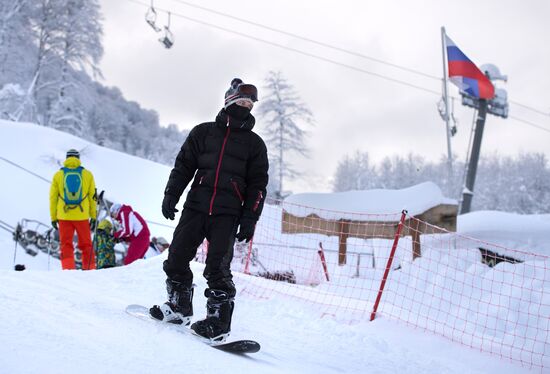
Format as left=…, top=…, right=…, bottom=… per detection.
left=317, top=242, right=330, bottom=281
left=370, top=210, right=407, bottom=321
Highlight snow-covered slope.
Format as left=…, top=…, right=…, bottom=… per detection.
left=0, top=251, right=527, bottom=374
left=0, top=121, right=541, bottom=373
left=0, top=120, right=175, bottom=240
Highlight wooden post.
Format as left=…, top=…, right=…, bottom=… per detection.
left=411, top=219, right=422, bottom=260
left=338, top=219, right=350, bottom=265
left=412, top=230, right=421, bottom=260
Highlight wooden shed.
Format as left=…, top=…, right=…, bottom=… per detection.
left=281, top=184, right=458, bottom=265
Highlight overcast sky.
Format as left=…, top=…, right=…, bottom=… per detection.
left=98, top=0, right=550, bottom=193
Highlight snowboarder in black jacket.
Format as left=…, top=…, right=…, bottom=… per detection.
left=150, top=78, right=269, bottom=342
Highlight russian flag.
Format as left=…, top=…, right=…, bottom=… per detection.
left=445, top=35, right=494, bottom=99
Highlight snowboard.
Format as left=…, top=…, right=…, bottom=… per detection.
left=125, top=304, right=261, bottom=354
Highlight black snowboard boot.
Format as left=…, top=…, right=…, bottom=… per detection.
left=190, top=289, right=234, bottom=342
left=150, top=279, right=193, bottom=325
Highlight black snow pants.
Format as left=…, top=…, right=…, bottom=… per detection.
left=163, top=208, right=238, bottom=297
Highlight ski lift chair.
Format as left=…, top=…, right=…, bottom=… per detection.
left=145, top=0, right=161, bottom=32
left=159, top=28, right=174, bottom=48
left=159, top=12, right=174, bottom=48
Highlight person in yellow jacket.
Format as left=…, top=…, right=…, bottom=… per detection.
left=49, top=149, right=97, bottom=270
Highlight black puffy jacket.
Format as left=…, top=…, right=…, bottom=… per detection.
left=164, top=109, right=269, bottom=221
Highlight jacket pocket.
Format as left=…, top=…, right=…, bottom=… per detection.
left=230, top=179, right=244, bottom=203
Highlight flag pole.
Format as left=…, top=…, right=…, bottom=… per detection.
left=440, top=26, right=453, bottom=178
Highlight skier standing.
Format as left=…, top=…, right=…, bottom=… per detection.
left=150, top=78, right=269, bottom=342
left=49, top=149, right=97, bottom=270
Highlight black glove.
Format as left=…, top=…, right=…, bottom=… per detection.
left=162, top=194, right=179, bottom=220
left=89, top=218, right=97, bottom=231
left=236, top=218, right=256, bottom=243
left=51, top=220, right=58, bottom=230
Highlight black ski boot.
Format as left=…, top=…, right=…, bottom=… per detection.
left=190, top=289, right=234, bottom=342
left=150, top=279, right=193, bottom=325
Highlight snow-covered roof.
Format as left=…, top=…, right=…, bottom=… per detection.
left=284, top=182, right=457, bottom=221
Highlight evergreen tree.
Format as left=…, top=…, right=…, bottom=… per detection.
left=48, top=0, right=103, bottom=134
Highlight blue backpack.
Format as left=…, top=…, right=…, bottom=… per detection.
left=62, top=167, right=86, bottom=211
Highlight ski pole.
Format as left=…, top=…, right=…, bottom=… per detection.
left=47, top=229, right=52, bottom=271
left=12, top=238, right=18, bottom=269
left=88, top=189, right=102, bottom=270
left=12, top=223, right=22, bottom=269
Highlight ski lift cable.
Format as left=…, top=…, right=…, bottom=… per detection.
left=0, top=220, right=16, bottom=234
left=509, top=100, right=550, bottom=118
left=166, top=0, right=440, bottom=81
left=125, top=0, right=550, bottom=134
left=0, top=156, right=50, bottom=183
left=163, top=0, right=550, bottom=118
left=508, top=115, right=550, bottom=134
left=127, top=0, right=440, bottom=95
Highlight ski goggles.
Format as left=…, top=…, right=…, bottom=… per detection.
left=235, top=84, right=258, bottom=102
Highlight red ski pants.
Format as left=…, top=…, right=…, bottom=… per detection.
left=58, top=220, right=95, bottom=270
left=123, top=232, right=150, bottom=265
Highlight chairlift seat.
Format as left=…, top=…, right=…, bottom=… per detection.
left=159, top=28, right=174, bottom=48
left=145, top=7, right=161, bottom=32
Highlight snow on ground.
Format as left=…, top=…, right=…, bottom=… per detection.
left=0, top=121, right=544, bottom=373
left=0, top=245, right=530, bottom=374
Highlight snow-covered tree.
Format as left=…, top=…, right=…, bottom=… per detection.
left=332, top=150, right=550, bottom=214
left=47, top=0, right=103, bottom=134
left=0, top=0, right=39, bottom=121
left=473, top=152, right=550, bottom=213
left=256, top=71, right=314, bottom=198
left=333, top=151, right=378, bottom=192
left=0, top=0, right=192, bottom=167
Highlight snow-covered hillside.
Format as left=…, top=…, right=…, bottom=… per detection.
left=0, top=120, right=175, bottom=240
left=0, top=121, right=546, bottom=373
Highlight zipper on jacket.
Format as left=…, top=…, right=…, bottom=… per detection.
left=253, top=191, right=263, bottom=212
left=209, top=124, right=231, bottom=215
left=231, top=180, right=244, bottom=203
